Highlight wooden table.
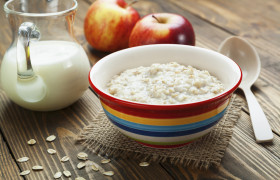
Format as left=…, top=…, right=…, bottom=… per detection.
left=1, top=0, right=280, bottom=179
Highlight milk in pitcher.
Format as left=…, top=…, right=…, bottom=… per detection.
left=0, top=41, right=90, bottom=111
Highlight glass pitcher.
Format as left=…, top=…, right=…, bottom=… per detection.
left=1, top=0, right=90, bottom=111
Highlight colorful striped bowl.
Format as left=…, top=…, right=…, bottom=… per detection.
left=89, top=44, right=242, bottom=148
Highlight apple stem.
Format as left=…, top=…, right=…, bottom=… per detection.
left=128, top=0, right=138, bottom=6
left=152, top=15, right=160, bottom=23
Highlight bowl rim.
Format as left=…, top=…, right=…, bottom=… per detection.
left=89, top=44, right=242, bottom=110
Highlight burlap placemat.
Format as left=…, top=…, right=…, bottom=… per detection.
left=77, top=94, right=243, bottom=169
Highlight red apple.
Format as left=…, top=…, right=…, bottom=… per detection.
left=129, top=13, right=195, bottom=47
left=84, top=0, right=140, bottom=52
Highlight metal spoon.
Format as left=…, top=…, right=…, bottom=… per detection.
left=218, top=36, right=273, bottom=143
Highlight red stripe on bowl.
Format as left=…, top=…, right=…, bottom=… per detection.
left=100, top=95, right=230, bottom=119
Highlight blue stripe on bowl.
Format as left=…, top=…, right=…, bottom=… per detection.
left=106, top=116, right=220, bottom=137
left=103, top=107, right=226, bottom=132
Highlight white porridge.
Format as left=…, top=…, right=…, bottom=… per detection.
left=106, top=62, right=225, bottom=104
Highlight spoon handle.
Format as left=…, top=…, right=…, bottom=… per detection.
left=243, top=87, right=273, bottom=143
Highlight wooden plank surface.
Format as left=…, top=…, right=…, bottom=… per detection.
left=0, top=0, right=280, bottom=180
left=0, top=133, right=21, bottom=180
left=160, top=110, right=280, bottom=180
left=0, top=90, right=173, bottom=180
left=0, top=1, right=21, bottom=179
left=170, top=0, right=280, bottom=51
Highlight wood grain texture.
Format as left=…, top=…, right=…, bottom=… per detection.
left=0, top=133, right=21, bottom=180
left=0, top=1, right=21, bottom=179
left=0, top=90, right=173, bottom=180
left=0, top=0, right=11, bottom=59
left=170, top=0, right=280, bottom=49
left=160, top=110, right=280, bottom=180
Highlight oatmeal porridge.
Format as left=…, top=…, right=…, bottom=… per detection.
left=106, top=62, right=225, bottom=104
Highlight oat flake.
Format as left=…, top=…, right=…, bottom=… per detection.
left=47, top=148, right=56, bottom=155
left=32, top=165, right=43, bottom=171
left=54, top=172, right=62, bottom=179
left=103, top=171, right=114, bottom=176
left=17, top=157, right=29, bottom=163
left=27, top=139, right=36, bottom=145
left=139, top=162, right=150, bottom=167
left=91, top=163, right=99, bottom=172
left=63, top=170, right=71, bottom=177
left=60, top=156, right=70, bottom=162
left=77, top=152, right=88, bottom=160
left=20, top=170, right=30, bottom=176
left=101, top=159, right=111, bottom=164
left=46, top=135, right=56, bottom=142
left=77, top=162, right=86, bottom=169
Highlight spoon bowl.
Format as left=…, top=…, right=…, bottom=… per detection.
left=218, top=36, right=273, bottom=143
left=219, top=36, right=260, bottom=89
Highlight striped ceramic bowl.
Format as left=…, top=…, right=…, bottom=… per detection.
left=89, top=44, right=242, bottom=148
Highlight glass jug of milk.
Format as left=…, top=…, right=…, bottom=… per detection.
left=1, top=0, right=90, bottom=111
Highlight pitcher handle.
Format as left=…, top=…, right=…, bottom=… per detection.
left=17, top=22, right=40, bottom=79
left=16, top=22, right=47, bottom=103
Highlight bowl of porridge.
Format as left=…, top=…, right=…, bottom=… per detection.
left=89, top=44, right=242, bottom=148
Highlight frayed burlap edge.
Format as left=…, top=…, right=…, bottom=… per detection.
left=76, top=94, right=243, bottom=169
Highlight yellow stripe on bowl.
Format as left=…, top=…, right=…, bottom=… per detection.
left=101, top=99, right=229, bottom=126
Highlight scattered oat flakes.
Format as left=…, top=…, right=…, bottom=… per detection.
left=77, top=152, right=88, bottom=161
left=17, top=157, right=29, bottom=163
left=77, top=162, right=86, bottom=169
left=101, top=158, right=111, bottom=164
left=103, top=171, right=114, bottom=176
left=47, top=148, right=56, bottom=155
left=20, top=170, right=30, bottom=176
left=60, top=156, right=70, bottom=162
left=75, top=177, right=86, bottom=180
left=63, top=170, right=71, bottom=177
left=91, top=163, right=99, bottom=172
left=27, top=139, right=36, bottom=145
left=32, top=165, right=43, bottom=171
left=46, top=135, right=56, bottom=142
left=54, top=171, right=62, bottom=179
left=139, top=162, right=150, bottom=167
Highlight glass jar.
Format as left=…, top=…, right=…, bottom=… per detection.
left=1, top=0, right=90, bottom=111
